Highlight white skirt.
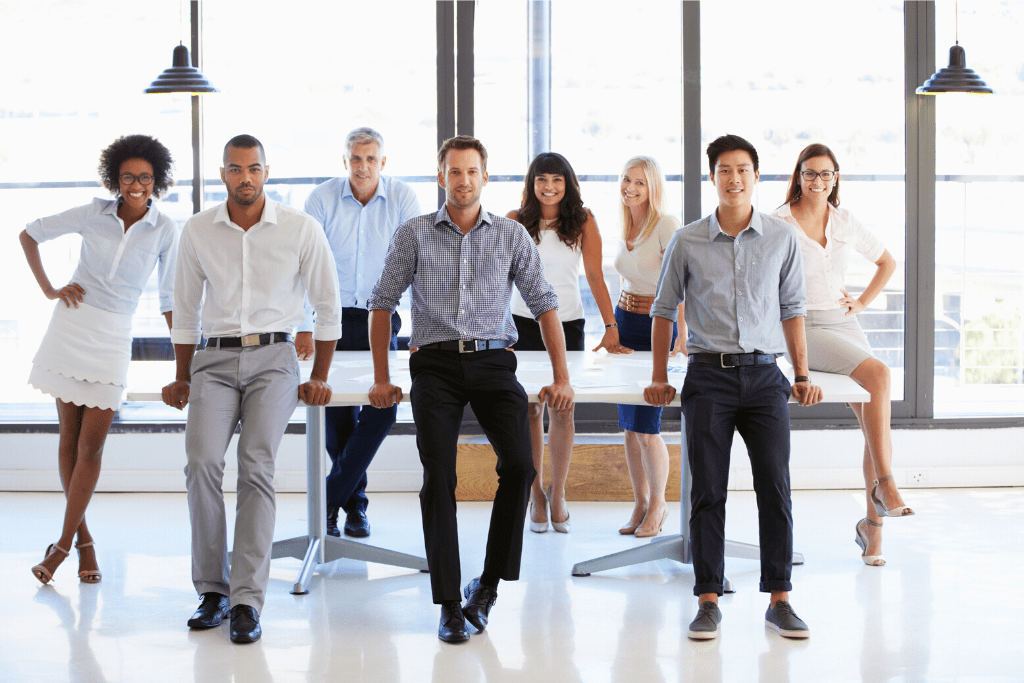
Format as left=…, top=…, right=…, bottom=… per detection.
left=29, top=301, right=133, bottom=411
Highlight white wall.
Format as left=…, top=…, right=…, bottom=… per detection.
left=3, top=427, right=1022, bottom=493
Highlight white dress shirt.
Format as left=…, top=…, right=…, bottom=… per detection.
left=772, top=203, right=886, bottom=311
left=171, top=199, right=341, bottom=345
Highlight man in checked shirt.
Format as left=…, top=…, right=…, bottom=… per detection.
left=366, top=135, right=574, bottom=644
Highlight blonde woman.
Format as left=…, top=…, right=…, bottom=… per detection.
left=612, top=156, right=685, bottom=537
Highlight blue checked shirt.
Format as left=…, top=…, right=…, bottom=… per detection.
left=367, top=206, right=558, bottom=348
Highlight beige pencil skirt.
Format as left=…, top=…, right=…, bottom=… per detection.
left=803, top=308, right=875, bottom=376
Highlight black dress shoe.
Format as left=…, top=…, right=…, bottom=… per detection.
left=229, top=605, right=262, bottom=644
left=344, top=509, right=371, bottom=538
left=326, top=506, right=341, bottom=538
left=462, top=577, right=498, bottom=631
left=438, top=602, right=469, bottom=643
left=187, top=592, right=230, bottom=629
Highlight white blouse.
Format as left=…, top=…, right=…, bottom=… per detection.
left=773, top=203, right=886, bottom=311
left=511, top=220, right=585, bottom=321
left=613, top=214, right=680, bottom=296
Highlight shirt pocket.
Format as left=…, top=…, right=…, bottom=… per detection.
left=114, top=243, right=161, bottom=287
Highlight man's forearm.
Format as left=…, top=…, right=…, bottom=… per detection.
left=310, top=338, right=336, bottom=382
left=172, top=344, right=197, bottom=381
left=650, top=316, right=675, bottom=381
left=781, top=316, right=810, bottom=376
left=537, top=309, right=569, bottom=381
left=369, top=309, right=394, bottom=383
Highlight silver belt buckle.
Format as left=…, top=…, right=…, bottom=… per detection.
left=458, top=339, right=476, bottom=353
left=241, top=334, right=262, bottom=347
left=720, top=353, right=736, bottom=368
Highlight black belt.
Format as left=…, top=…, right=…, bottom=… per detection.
left=688, top=352, right=776, bottom=368
left=420, top=339, right=510, bottom=353
left=206, top=332, right=293, bottom=349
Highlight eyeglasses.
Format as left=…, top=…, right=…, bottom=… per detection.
left=800, top=170, right=837, bottom=182
left=120, top=173, right=154, bottom=185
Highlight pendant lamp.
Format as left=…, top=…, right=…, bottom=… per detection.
left=917, top=3, right=993, bottom=95
left=144, top=43, right=218, bottom=94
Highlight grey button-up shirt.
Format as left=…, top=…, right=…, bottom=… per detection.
left=650, top=210, right=806, bottom=355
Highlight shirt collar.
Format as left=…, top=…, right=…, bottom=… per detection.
left=709, top=209, right=763, bottom=241
left=342, top=175, right=388, bottom=204
left=107, top=196, right=158, bottom=226
left=434, top=204, right=493, bottom=232
left=214, top=197, right=278, bottom=229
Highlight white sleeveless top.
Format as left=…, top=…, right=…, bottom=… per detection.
left=613, top=215, right=680, bottom=296
left=511, top=220, right=585, bottom=321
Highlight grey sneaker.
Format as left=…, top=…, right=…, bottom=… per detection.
left=687, top=601, right=722, bottom=640
left=765, top=600, right=810, bottom=638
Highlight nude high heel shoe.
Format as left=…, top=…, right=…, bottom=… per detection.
left=546, top=485, right=570, bottom=533
left=871, top=475, right=915, bottom=517
left=855, top=518, right=885, bottom=566
left=528, top=492, right=548, bottom=533
left=76, top=541, right=102, bottom=583
left=31, top=543, right=70, bottom=584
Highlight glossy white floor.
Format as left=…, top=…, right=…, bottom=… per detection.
left=4, top=488, right=1022, bottom=683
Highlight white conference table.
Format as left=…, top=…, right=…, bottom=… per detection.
left=128, top=349, right=867, bottom=595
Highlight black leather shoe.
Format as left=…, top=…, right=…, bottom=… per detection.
left=462, top=577, right=498, bottom=631
left=229, top=605, right=262, bottom=644
left=438, top=602, right=469, bottom=643
left=187, top=592, right=230, bottom=629
left=326, top=506, right=341, bottom=538
left=344, top=509, right=371, bottom=538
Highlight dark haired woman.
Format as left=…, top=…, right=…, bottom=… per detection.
left=773, top=143, right=910, bottom=568
left=21, top=134, right=177, bottom=583
left=507, top=152, right=625, bottom=533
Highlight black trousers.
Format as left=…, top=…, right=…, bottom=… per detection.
left=682, top=362, right=794, bottom=596
left=409, top=348, right=535, bottom=603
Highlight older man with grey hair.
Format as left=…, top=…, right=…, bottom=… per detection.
left=299, top=127, right=421, bottom=539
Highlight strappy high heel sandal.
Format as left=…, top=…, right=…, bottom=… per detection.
left=75, top=541, right=102, bottom=583
left=855, top=518, right=885, bottom=566
left=31, top=543, right=70, bottom=584
left=870, top=475, right=915, bottom=517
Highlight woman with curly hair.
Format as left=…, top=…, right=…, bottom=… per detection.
left=773, top=143, right=909, bottom=567
left=507, top=152, right=625, bottom=533
left=21, top=134, right=178, bottom=584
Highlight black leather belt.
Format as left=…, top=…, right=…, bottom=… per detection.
left=206, top=332, right=293, bottom=349
left=688, top=352, right=776, bottom=368
left=420, top=339, right=510, bottom=353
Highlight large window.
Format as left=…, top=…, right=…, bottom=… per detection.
left=1, top=1, right=1020, bottom=426
left=933, top=0, right=1024, bottom=416
left=701, top=0, right=908, bottom=403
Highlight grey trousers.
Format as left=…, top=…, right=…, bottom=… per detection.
left=184, top=343, right=299, bottom=612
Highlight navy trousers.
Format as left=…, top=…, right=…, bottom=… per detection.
left=409, top=348, right=535, bottom=603
left=324, top=308, right=401, bottom=512
left=682, top=362, right=794, bottom=596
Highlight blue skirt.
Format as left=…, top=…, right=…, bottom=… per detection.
left=616, top=306, right=677, bottom=434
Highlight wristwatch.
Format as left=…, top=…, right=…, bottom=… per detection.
left=794, top=375, right=811, bottom=383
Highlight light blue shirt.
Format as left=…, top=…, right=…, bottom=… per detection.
left=26, top=197, right=178, bottom=315
left=304, top=174, right=420, bottom=309
left=651, top=210, right=806, bottom=355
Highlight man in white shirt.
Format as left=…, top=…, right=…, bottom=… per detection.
left=300, top=127, right=421, bottom=539
left=162, top=134, right=341, bottom=644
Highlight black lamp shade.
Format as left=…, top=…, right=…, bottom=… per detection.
left=145, top=44, right=218, bottom=94
left=917, top=44, right=994, bottom=95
